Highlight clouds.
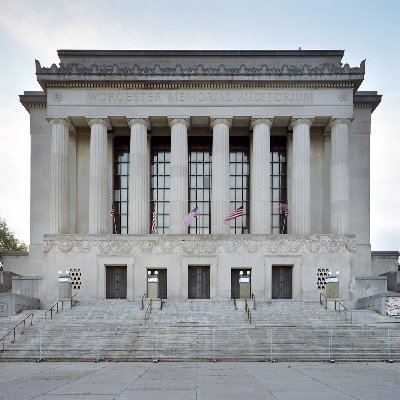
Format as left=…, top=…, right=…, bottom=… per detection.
left=0, top=0, right=398, bottom=250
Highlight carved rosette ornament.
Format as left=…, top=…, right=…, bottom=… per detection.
left=43, top=235, right=356, bottom=255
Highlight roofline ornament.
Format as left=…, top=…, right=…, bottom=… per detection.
left=35, top=59, right=365, bottom=77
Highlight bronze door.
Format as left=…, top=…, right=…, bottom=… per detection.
left=188, top=266, right=210, bottom=299
left=158, top=270, right=167, bottom=299
left=231, top=269, right=240, bottom=299
left=106, top=266, right=127, bottom=299
left=272, top=266, right=292, bottom=299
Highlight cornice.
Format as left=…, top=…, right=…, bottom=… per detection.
left=44, top=81, right=356, bottom=90
left=354, top=91, right=382, bottom=113
left=19, top=91, right=47, bottom=112
left=36, top=59, right=365, bottom=91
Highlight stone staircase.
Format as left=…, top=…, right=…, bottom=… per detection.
left=1, top=299, right=399, bottom=361
left=0, top=300, right=145, bottom=360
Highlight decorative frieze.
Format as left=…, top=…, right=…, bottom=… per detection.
left=36, top=60, right=365, bottom=77
left=43, top=235, right=357, bottom=256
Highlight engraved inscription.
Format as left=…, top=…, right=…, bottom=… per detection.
left=86, top=90, right=314, bottom=106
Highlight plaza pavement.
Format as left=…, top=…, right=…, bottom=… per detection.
left=0, top=361, right=399, bottom=400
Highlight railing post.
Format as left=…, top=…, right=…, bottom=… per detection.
left=153, top=329, right=158, bottom=363
left=212, top=328, right=216, bottom=362
left=95, top=330, right=100, bottom=362
left=387, top=329, right=393, bottom=363
left=328, top=329, right=334, bottom=362
left=38, top=328, right=42, bottom=362
left=270, top=329, right=274, bottom=362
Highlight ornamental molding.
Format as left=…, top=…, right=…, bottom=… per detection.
left=43, top=235, right=357, bottom=256
left=36, top=60, right=365, bottom=77
left=45, top=82, right=355, bottom=90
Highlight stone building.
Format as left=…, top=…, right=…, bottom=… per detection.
left=4, top=50, right=382, bottom=307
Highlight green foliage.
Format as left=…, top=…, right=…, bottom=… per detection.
left=0, top=217, right=28, bottom=256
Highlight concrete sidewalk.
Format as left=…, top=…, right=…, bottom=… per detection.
left=0, top=362, right=399, bottom=399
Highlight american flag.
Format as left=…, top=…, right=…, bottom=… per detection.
left=279, top=202, right=289, bottom=216
left=224, top=205, right=244, bottom=221
left=151, top=203, right=157, bottom=234
left=110, top=201, right=117, bottom=234
left=182, top=207, right=198, bottom=227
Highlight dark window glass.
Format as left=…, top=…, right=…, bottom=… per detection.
left=113, top=136, right=130, bottom=234
left=188, top=137, right=212, bottom=234
left=229, top=136, right=250, bottom=234
left=151, top=137, right=171, bottom=234
left=271, top=136, right=287, bottom=233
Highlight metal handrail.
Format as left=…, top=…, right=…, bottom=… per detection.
left=319, top=292, right=328, bottom=309
left=233, top=298, right=238, bottom=310
left=320, top=293, right=352, bottom=323
left=44, top=300, right=63, bottom=321
left=335, top=300, right=353, bottom=323
left=244, top=299, right=252, bottom=324
left=141, top=293, right=146, bottom=310
left=44, top=294, right=78, bottom=322
left=0, top=312, right=33, bottom=352
left=70, top=292, right=78, bottom=308
left=144, top=299, right=152, bottom=324
left=160, top=299, right=164, bottom=310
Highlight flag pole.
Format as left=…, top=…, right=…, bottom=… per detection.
left=111, top=198, right=117, bottom=234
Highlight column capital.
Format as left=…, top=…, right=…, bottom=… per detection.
left=328, top=118, right=352, bottom=129
left=47, top=118, right=73, bottom=131
left=168, top=118, right=190, bottom=128
left=127, top=118, right=150, bottom=130
left=210, top=118, right=232, bottom=128
left=289, top=118, right=313, bottom=129
left=86, top=118, right=111, bottom=130
left=250, top=118, right=273, bottom=130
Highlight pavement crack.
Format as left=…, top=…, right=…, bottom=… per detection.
left=288, top=365, right=361, bottom=400
left=113, top=362, right=155, bottom=399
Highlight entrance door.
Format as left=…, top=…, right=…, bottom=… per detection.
left=106, top=266, right=127, bottom=299
left=158, top=270, right=167, bottom=299
left=188, top=266, right=210, bottom=299
left=231, top=269, right=240, bottom=299
left=272, top=266, right=292, bottom=299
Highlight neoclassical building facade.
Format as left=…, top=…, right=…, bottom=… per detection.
left=5, top=50, right=381, bottom=307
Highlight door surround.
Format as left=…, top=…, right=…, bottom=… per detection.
left=264, top=255, right=302, bottom=300
left=181, top=256, right=217, bottom=300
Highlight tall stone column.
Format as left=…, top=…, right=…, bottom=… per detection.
left=250, top=118, right=272, bottom=234
left=127, top=118, right=150, bottom=234
left=169, top=118, right=189, bottom=234
left=211, top=118, right=231, bottom=234
left=290, top=118, right=312, bottom=234
left=87, top=118, right=110, bottom=234
left=49, top=118, right=70, bottom=234
left=329, top=118, right=351, bottom=234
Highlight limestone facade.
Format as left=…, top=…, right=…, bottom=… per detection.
left=5, top=50, right=382, bottom=308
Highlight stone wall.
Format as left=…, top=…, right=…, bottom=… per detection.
left=0, top=293, right=40, bottom=317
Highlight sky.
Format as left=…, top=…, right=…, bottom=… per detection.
left=0, top=0, right=399, bottom=251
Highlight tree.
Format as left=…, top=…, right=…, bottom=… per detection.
left=0, top=218, right=28, bottom=268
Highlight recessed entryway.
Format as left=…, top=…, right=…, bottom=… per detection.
left=272, top=265, right=293, bottom=299
left=106, top=265, right=127, bottom=299
left=188, top=266, right=210, bottom=299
